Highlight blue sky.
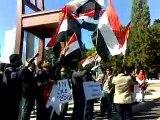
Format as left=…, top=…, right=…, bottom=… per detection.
left=0, top=0, right=160, bottom=55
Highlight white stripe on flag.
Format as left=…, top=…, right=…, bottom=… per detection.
left=82, top=57, right=95, bottom=67
left=65, top=41, right=80, bottom=56
left=76, top=15, right=99, bottom=25
left=81, top=55, right=96, bottom=67
left=67, top=0, right=87, bottom=6
left=96, top=0, right=104, bottom=6
left=120, top=39, right=127, bottom=55
left=58, top=19, right=68, bottom=33
left=98, top=13, right=120, bottom=56
left=67, top=0, right=88, bottom=12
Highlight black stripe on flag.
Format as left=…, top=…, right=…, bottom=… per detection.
left=80, top=20, right=98, bottom=31
left=92, top=29, right=110, bottom=60
left=53, top=14, right=82, bottom=58
left=76, top=0, right=102, bottom=19
left=64, top=49, right=82, bottom=64
left=56, top=15, right=82, bottom=45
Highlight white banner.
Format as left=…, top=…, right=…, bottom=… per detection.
left=83, top=81, right=102, bottom=100
left=57, top=79, right=73, bottom=103
left=46, top=79, right=73, bottom=116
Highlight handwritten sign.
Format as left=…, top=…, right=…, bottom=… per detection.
left=46, top=79, right=73, bottom=116
left=57, top=79, right=73, bottom=103
left=83, top=81, right=102, bottom=100
left=46, top=84, right=60, bottom=115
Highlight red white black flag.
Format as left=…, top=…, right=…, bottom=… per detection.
left=61, top=33, right=80, bottom=56
left=92, top=0, right=131, bottom=60
left=80, top=53, right=97, bottom=68
left=47, top=6, right=81, bottom=48
left=67, top=0, right=104, bottom=31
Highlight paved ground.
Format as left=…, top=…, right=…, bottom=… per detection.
left=133, top=99, right=160, bottom=120
left=30, top=83, right=160, bottom=120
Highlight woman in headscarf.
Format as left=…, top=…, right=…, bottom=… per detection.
left=136, top=69, right=148, bottom=102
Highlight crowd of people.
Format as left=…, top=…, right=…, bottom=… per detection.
left=0, top=53, right=148, bottom=120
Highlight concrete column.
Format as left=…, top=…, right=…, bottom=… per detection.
left=26, top=32, right=35, bottom=59
left=38, top=38, right=45, bottom=62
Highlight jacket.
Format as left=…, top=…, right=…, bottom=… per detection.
left=21, top=68, right=37, bottom=98
left=112, top=73, right=135, bottom=104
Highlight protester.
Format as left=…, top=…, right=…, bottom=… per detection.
left=0, top=63, right=6, bottom=119
left=50, top=66, right=71, bottom=120
left=112, top=67, right=136, bottom=120
left=98, top=68, right=114, bottom=118
left=2, top=54, right=23, bottom=120
left=36, top=61, right=54, bottom=120
left=97, top=73, right=105, bottom=86
left=71, top=62, right=85, bottom=120
left=81, top=63, right=95, bottom=120
left=49, top=55, right=66, bottom=120
left=0, top=63, right=5, bottom=84
left=130, top=70, right=138, bottom=103
left=19, top=59, right=37, bottom=120
left=136, top=68, right=148, bottom=102
left=60, top=67, right=71, bottom=117
left=0, top=63, right=6, bottom=92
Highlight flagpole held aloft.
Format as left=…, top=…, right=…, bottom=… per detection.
left=95, top=28, right=99, bottom=49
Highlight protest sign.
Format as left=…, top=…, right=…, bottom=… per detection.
left=46, top=79, right=73, bottom=116
left=83, top=81, right=102, bottom=100
left=57, top=79, right=73, bottom=103
left=46, top=79, right=72, bottom=107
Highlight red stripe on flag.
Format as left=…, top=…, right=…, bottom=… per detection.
left=119, top=22, right=131, bottom=48
left=106, top=0, right=131, bottom=49
left=74, top=9, right=104, bottom=19
left=106, top=0, right=121, bottom=38
left=80, top=53, right=97, bottom=65
left=67, top=33, right=77, bottom=46
left=80, top=58, right=87, bottom=64
left=46, top=6, right=68, bottom=47
left=61, top=33, right=77, bottom=55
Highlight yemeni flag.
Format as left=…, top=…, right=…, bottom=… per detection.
left=67, top=0, right=88, bottom=13
left=47, top=6, right=81, bottom=58
left=46, top=6, right=68, bottom=47
left=67, top=0, right=104, bottom=14
left=75, top=10, right=104, bottom=31
left=61, top=33, right=80, bottom=56
left=76, top=0, right=103, bottom=18
left=61, top=33, right=82, bottom=63
left=67, top=0, right=104, bottom=31
left=119, top=22, right=131, bottom=55
left=92, top=0, right=131, bottom=60
left=80, top=53, right=97, bottom=68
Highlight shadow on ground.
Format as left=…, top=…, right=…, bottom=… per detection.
left=133, top=101, right=160, bottom=120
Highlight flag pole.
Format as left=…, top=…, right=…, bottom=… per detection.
left=122, top=53, right=126, bottom=67
left=95, top=28, right=99, bottom=49
left=94, top=28, right=99, bottom=67
left=95, top=28, right=101, bottom=79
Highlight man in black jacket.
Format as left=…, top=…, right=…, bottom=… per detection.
left=71, top=62, right=85, bottom=120
left=19, top=59, right=37, bottom=120
left=81, top=64, right=95, bottom=120
left=0, top=63, right=6, bottom=119
left=2, top=54, right=23, bottom=120
left=36, top=61, right=53, bottom=120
